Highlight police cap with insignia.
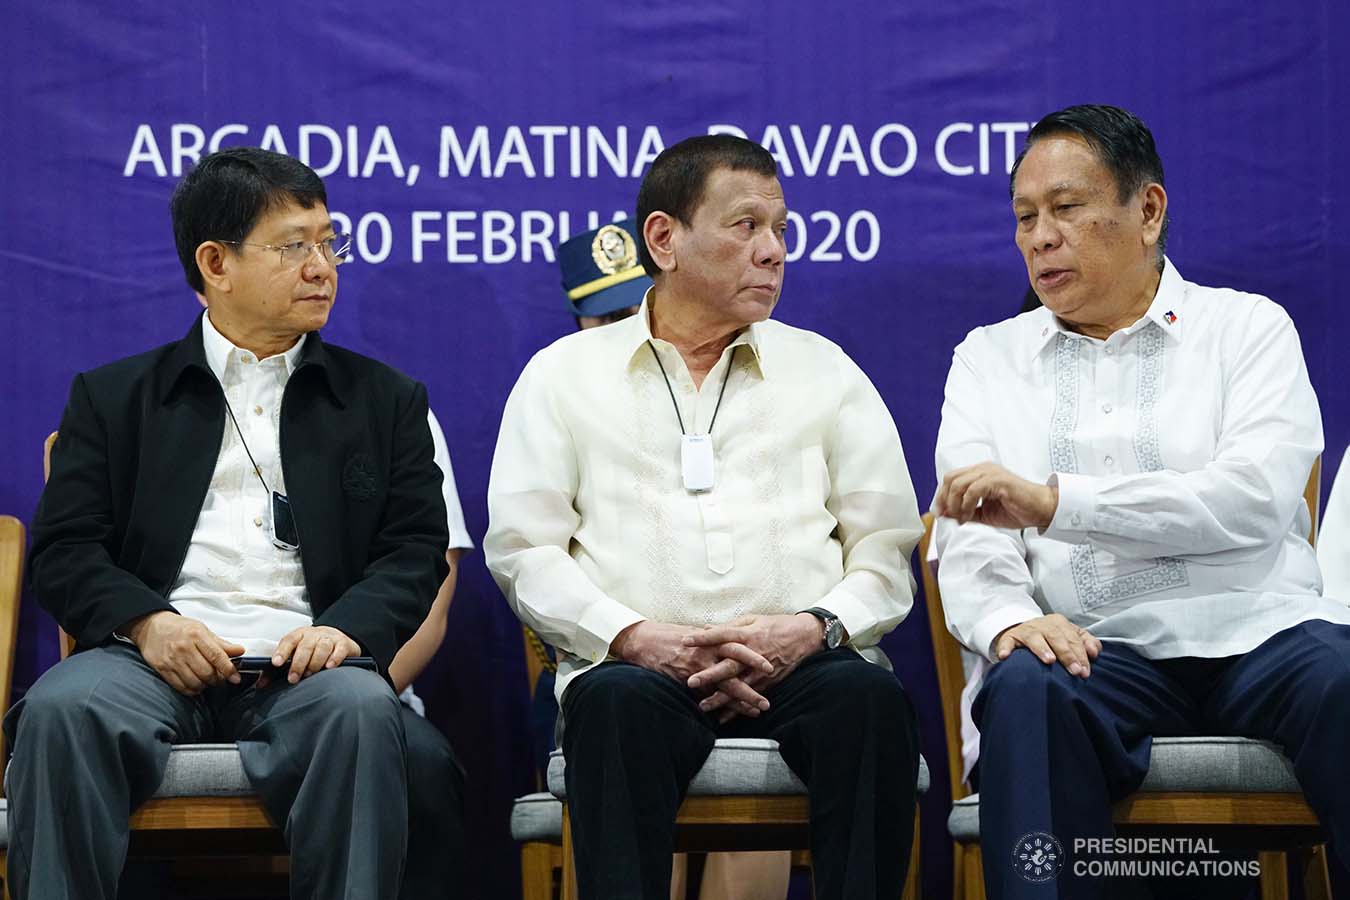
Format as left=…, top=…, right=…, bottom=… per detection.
left=559, top=219, right=652, bottom=317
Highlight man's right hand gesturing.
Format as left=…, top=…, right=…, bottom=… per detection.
left=122, top=610, right=246, bottom=695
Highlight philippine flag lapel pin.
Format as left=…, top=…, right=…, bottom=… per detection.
left=1164, top=310, right=1178, bottom=324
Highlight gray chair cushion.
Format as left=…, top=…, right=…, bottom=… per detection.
left=947, top=737, right=1303, bottom=842
left=948, top=794, right=980, bottom=841
left=511, top=791, right=563, bottom=844
left=1139, top=737, right=1300, bottom=792
left=2, top=744, right=255, bottom=809
left=152, top=743, right=255, bottom=798
left=548, top=740, right=928, bottom=799
left=0, top=744, right=256, bottom=843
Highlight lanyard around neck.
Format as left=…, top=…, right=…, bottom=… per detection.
left=223, top=397, right=274, bottom=497
left=223, top=393, right=301, bottom=551
left=647, top=340, right=739, bottom=436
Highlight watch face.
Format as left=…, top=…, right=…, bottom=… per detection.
left=825, top=618, right=844, bottom=649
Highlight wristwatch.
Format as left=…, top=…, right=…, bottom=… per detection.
left=801, top=607, right=845, bottom=650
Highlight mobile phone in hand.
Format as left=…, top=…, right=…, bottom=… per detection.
left=231, top=656, right=282, bottom=674
left=231, top=656, right=377, bottom=673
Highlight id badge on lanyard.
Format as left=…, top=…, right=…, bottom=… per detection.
left=681, top=434, right=716, bottom=493
left=649, top=340, right=738, bottom=495
left=223, top=398, right=301, bottom=552
left=270, top=490, right=300, bottom=551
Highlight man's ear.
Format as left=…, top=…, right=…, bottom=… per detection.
left=643, top=211, right=678, bottom=275
left=1139, top=183, right=1167, bottom=251
left=195, top=241, right=233, bottom=294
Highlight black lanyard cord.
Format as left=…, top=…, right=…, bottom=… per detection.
left=646, top=340, right=739, bottom=436
left=223, top=398, right=273, bottom=497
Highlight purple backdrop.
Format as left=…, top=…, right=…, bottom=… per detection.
left=3, top=3, right=1349, bottom=898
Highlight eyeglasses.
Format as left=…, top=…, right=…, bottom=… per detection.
left=219, top=234, right=352, bottom=268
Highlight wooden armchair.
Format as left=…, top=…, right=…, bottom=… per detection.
left=513, top=624, right=865, bottom=900
left=548, top=676, right=928, bottom=899
left=922, top=456, right=1332, bottom=900
left=0, top=516, right=29, bottom=896
left=512, top=625, right=566, bottom=900
left=42, top=431, right=286, bottom=885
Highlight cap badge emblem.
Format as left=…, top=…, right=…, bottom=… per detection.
left=591, top=224, right=638, bottom=275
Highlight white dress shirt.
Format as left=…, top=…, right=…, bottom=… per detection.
left=1318, top=447, right=1350, bottom=601
left=169, top=311, right=313, bottom=656
left=401, top=407, right=476, bottom=716
left=427, top=408, right=475, bottom=554
left=935, top=260, right=1350, bottom=667
left=486, top=297, right=923, bottom=700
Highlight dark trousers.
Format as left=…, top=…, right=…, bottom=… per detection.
left=3, top=642, right=409, bottom=900
left=400, top=704, right=467, bottom=900
left=560, top=649, right=920, bottom=900
left=974, top=620, right=1350, bottom=900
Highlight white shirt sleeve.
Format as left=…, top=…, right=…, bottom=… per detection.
left=815, top=355, right=924, bottom=648
left=1041, top=303, right=1323, bottom=563
left=426, top=408, right=475, bottom=551
left=934, top=337, right=1044, bottom=659
left=484, top=354, right=645, bottom=665
left=1318, top=446, right=1350, bottom=600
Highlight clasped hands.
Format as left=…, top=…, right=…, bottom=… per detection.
left=611, top=614, right=824, bottom=723
left=123, top=610, right=361, bottom=695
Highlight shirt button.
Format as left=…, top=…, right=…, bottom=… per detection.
left=253, top=516, right=264, bottom=527
left=1102, top=403, right=1113, bottom=414
left=253, top=405, right=264, bottom=415
left=241, top=354, right=255, bottom=364
left=1104, top=347, right=1114, bottom=356
left=1104, top=455, right=1114, bottom=467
